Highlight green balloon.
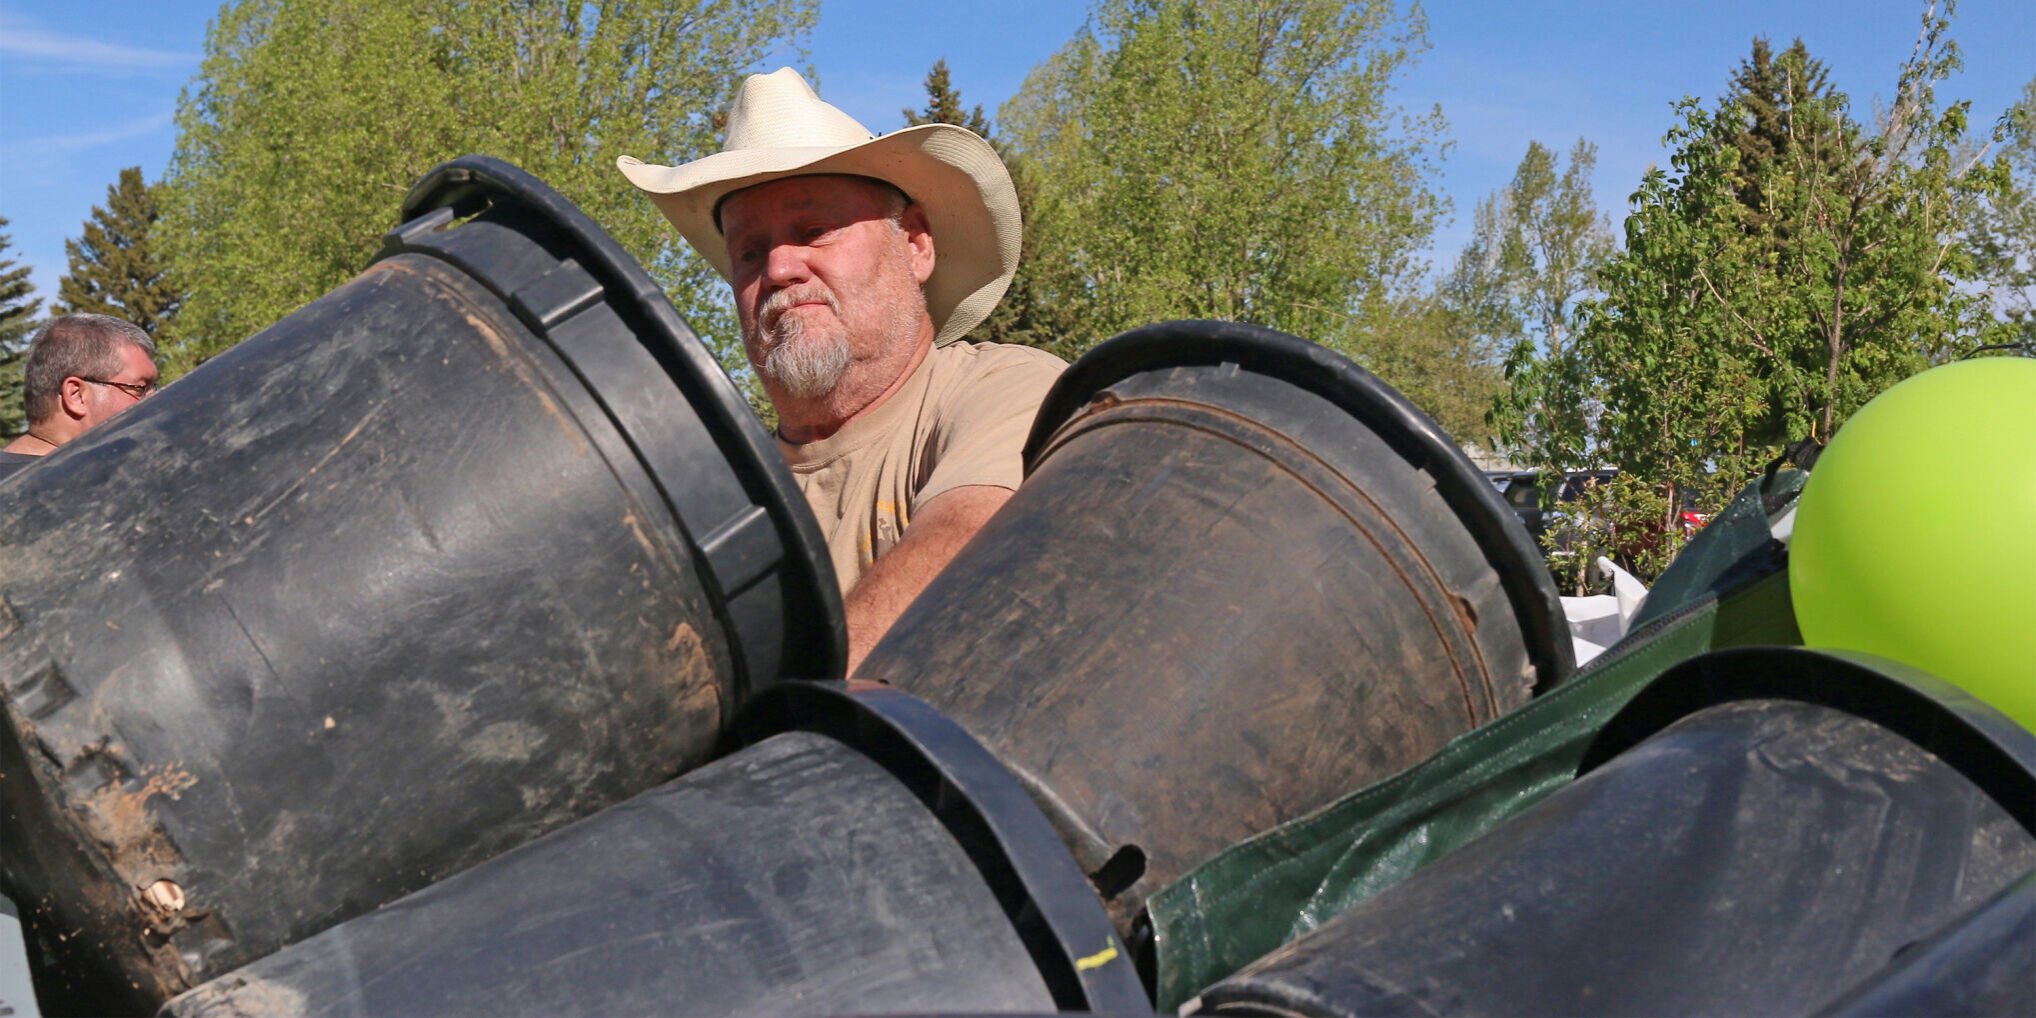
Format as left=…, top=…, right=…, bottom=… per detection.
left=1791, top=357, right=2036, bottom=733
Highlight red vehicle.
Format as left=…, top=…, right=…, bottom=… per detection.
left=1678, top=508, right=1712, bottom=537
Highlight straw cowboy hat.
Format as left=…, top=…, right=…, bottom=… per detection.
left=618, top=68, right=1021, bottom=347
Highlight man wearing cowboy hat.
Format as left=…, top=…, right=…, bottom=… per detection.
left=620, top=69, right=1065, bottom=672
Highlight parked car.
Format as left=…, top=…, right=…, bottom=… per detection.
left=1489, top=468, right=1715, bottom=565
left=1486, top=468, right=1618, bottom=549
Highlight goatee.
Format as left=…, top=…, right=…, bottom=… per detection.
left=750, top=287, right=852, bottom=399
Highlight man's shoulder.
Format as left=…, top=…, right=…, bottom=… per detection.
left=0, top=452, right=40, bottom=483
left=928, top=341, right=1068, bottom=385
left=916, top=342, right=1065, bottom=435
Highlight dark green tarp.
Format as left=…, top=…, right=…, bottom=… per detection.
left=1148, top=471, right=1809, bottom=1010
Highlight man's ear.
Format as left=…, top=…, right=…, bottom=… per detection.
left=59, top=377, right=91, bottom=420
left=902, top=203, right=936, bottom=285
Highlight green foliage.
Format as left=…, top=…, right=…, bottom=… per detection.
left=1355, top=182, right=1523, bottom=447
left=1963, top=77, right=2036, bottom=340
left=1581, top=100, right=1772, bottom=498
left=1728, top=37, right=1839, bottom=230
left=1357, top=292, right=1506, bottom=449
left=0, top=218, right=42, bottom=348
left=1541, top=473, right=1682, bottom=596
left=900, top=59, right=1059, bottom=352
left=999, top=0, right=1445, bottom=358
left=159, top=0, right=816, bottom=381
left=1477, top=139, right=1617, bottom=479
left=1, top=216, right=45, bottom=438
left=1573, top=12, right=2003, bottom=573
left=902, top=58, right=992, bottom=136
left=57, top=167, right=185, bottom=339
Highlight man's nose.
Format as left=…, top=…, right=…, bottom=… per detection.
left=763, top=242, right=812, bottom=286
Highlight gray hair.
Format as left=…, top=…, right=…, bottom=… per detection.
left=22, top=313, right=158, bottom=424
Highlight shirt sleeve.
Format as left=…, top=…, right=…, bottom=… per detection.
left=914, top=346, right=1068, bottom=508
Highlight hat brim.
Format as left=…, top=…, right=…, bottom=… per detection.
left=619, top=123, right=1019, bottom=347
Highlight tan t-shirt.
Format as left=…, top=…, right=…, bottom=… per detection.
left=779, top=341, right=1067, bottom=594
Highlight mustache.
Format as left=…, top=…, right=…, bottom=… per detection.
left=759, top=286, right=841, bottom=336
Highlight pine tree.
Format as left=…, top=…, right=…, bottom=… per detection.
left=57, top=166, right=183, bottom=338
left=902, top=58, right=992, bottom=137
left=1727, top=37, right=1845, bottom=229
left=1, top=215, right=46, bottom=439
left=901, top=59, right=1059, bottom=351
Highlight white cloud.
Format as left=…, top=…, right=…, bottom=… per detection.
left=0, top=20, right=196, bottom=71
left=30, top=111, right=177, bottom=152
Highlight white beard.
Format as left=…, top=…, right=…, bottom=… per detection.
left=740, top=229, right=932, bottom=404
left=749, top=286, right=853, bottom=400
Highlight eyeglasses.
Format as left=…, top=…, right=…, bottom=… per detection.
left=81, top=377, right=157, bottom=399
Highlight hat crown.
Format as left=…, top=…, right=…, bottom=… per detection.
left=726, top=68, right=875, bottom=152
left=618, top=67, right=1022, bottom=346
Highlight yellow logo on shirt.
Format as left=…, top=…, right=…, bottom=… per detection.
left=863, top=499, right=911, bottom=562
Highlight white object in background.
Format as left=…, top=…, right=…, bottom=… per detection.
left=1601, top=555, right=1649, bottom=621
left=1560, top=558, right=1651, bottom=667
left=1770, top=505, right=1797, bottom=544
left=1563, top=595, right=1623, bottom=665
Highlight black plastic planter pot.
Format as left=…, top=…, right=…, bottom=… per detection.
left=1190, top=647, right=2036, bottom=1017
left=856, top=321, right=1570, bottom=936
left=1815, top=867, right=2036, bottom=1017
left=0, top=157, right=843, bottom=1015
left=159, top=683, right=1150, bottom=1018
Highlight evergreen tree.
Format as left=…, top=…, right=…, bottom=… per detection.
left=1, top=216, right=46, bottom=439
left=902, top=58, right=992, bottom=137
left=901, top=59, right=1055, bottom=351
left=57, top=166, right=184, bottom=338
left=1727, top=37, right=1842, bottom=225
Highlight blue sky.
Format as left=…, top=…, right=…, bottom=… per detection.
left=2, top=0, right=2031, bottom=312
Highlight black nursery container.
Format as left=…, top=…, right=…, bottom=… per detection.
left=857, top=320, right=1571, bottom=936
left=1816, top=866, right=2036, bottom=1017
left=1190, top=647, right=2036, bottom=1017
left=0, top=157, right=842, bottom=1014
left=158, top=683, right=1150, bottom=1018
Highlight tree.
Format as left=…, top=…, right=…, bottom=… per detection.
left=1359, top=291, right=1506, bottom=447
left=1, top=216, right=45, bottom=438
left=57, top=167, right=184, bottom=338
left=1482, top=139, right=1617, bottom=483
left=900, top=59, right=1058, bottom=351
left=1727, top=36, right=1840, bottom=228
left=1577, top=6, right=2002, bottom=565
left=1964, top=76, right=2036, bottom=339
left=999, top=0, right=1445, bottom=359
left=160, top=0, right=816, bottom=381
left=902, top=58, right=992, bottom=137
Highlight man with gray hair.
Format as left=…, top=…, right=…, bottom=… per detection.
left=621, top=70, right=1065, bottom=672
left=0, top=313, right=160, bottom=482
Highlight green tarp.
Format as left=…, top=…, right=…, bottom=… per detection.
left=1148, top=471, right=1809, bottom=1010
